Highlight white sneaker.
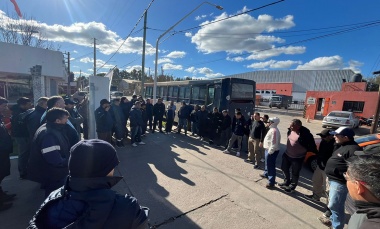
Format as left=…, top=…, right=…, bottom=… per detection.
left=236, top=152, right=240, bottom=157
left=223, top=150, right=230, bottom=154
left=138, top=141, right=146, bottom=145
left=260, top=158, right=265, bottom=163
left=132, top=143, right=137, bottom=147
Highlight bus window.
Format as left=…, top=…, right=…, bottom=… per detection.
left=173, top=87, right=179, bottom=102
left=179, top=86, right=185, bottom=100
left=168, top=86, right=174, bottom=98
left=191, top=86, right=199, bottom=103
left=207, top=86, right=214, bottom=105
left=163, top=87, right=168, bottom=100
left=159, top=87, right=164, bottom=98
left=231, top=83, right=254, bottom=99
left=199, top=87, right=207, bottom=103
left=185, top=87, right=190, bottom=99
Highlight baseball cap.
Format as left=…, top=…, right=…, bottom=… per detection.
left=354, top=143, right=380, bottom=156
left=329, top=127, right=355, bottom=138
left=316, top=129, right=331, bottom=137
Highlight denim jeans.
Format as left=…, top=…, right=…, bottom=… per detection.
left=328, top=180, right=348, bottom=229
left=178, top=118, right=187, bottom=132
left=131, top=126, right=142, bottom=144
left=264, top=150, right=279, bottom=185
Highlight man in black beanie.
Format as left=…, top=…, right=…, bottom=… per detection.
left=29, top=139, right=149, bottom=229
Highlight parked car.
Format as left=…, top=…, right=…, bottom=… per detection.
left=110, top=91, right=124, bottom=100
left=304, top=133, right=380, bottom=171
left=322, top=111, right=359, bottom=129
left=366, top=115, right=380, bottom=127
left=71, top=91, right=88, bottom=103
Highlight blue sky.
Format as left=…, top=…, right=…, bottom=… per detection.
left=1, top=0, right=380, bottom=79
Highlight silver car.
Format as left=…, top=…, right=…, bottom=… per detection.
left=322, top=111, right=359, bottom=129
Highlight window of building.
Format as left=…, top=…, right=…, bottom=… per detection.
left=342, top=101, right=365, bottom=112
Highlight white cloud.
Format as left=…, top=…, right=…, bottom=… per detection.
left=191, top=10, right=295, bottom=54
left=346, top=60, right=363, bottom=73
left=157, top=58, right=173, bottom=64
left=226, top=56, right=245, bottom=62
left=79, top=57, right=115, bottom=69
left=246, top=46, right=306, bottom=60
left=185, top=32, right=192, bottom=37
left=0, top=10, right=155, bottom=55
left=72, top=50, right=78, bottom=53
left=162, top=63, right=183, bottom=70
left=197, top=67, right=213, bottom=75
left=296, top=56, right=343, bottom=70
left=247, top=60, right=302, bottom=69
left=166, top=51, right=186, bottom=58
left=185, top=67, right=196, bottom=73
left=73, top=71, right=89, bottom=77
left=195, top=15, right=207, bottom=21
left=125, top=65, right=142, bottom=72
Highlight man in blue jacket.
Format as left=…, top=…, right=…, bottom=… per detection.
left=28, top=139, right=149, bottom=229
left=129, top=101, right=146, bottom=147
left=28, top=108, right=71, bottom=197
left=223, top=111, right=245, bottom=157
left=95, top=99, right=114, bottom=144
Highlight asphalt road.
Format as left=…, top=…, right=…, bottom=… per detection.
left=1, top=108, right=373, bottom=229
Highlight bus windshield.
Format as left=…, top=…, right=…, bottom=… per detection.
left=231, top=83, right=254, bottom=99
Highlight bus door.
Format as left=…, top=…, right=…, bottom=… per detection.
left=206, top=84, right=222, bottom=111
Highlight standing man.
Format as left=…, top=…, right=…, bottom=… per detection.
left=260, top=117, right=281, bottom=189
left=223, top=111, right=245, bottom=157
left=152, top=98, right=165, bottom=133
left=196, top=105, right=209, bottom=141
left=319, top=127, right=361, bottom=229
left=129, top=101, right=145, bottom=147
left=304, top=129, right=336, bottom=201
left=119, top=96, right=130, bottom=137
left=279, top=119, right=317, bottom=193
left=94, top=99, right=114, bottom=144
left=177, top=101, right=192, bottom=135
left=190, top=105, right=199, bottom=136
left=208, top=107, right=223, bottom=145
left=77, top=95, right=89, bottom=139
left=64, top=98, right=83, bottom=135
left=28, top=108, right=71, bottom=197
left=26, top=97, right=48, bottom=140
left=0, top=97, right=15, bottom=211
left=246, top=112, right=265, bottom=169
left=220, top=110, right=232, bottom=149
left=11, top=97, right=33, bottom=180
left=110, top=98, right=126, bottom=147
left=346, top=146, right=380, bottom=229
left=145, top=99, right=154, bottom=131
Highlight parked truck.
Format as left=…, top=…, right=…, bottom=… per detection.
left=269, top=95, right=292, bottom=109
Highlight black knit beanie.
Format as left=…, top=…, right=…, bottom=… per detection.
left=69, top=139, right=119, bottom=178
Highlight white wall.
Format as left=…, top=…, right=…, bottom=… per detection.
left=0, top=42, right=67, bottom=79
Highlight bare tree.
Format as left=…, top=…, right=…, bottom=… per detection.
left=0, top=13, right=58, bottom=50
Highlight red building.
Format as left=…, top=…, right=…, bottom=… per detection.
left=304, top=82, right=379, bottom=120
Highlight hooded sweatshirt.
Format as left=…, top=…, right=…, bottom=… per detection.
left=263, top=117, right=281, bottom=154
left=348, top=201, right=380, bottom=229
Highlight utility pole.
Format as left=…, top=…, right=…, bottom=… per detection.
left=141, top=10, right=147, bottom=97
left=93, top=38, right=96, bottom=76
left=66, top=52, right=71, bottom=96
left=370, top=70, right=380, bottom=134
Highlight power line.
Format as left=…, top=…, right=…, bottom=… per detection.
left=97, top=0, right=157, bottom=71
left=175, top=21, right=380, bottom=70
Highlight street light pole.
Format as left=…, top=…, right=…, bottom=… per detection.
left=153, top=1, right=223, bottom=103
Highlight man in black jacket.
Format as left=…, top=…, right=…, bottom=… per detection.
left=246, top=112, right=265, bottom=168
left=28, top=108, right=72, bottom=197
left=280, top=119, right=317, bottom=193
left=11, top=97, right=33, bottom=180
left=220, top=110, right=232, bottom=149
left=146, top=99, right=154, bottom=131
left=318, top=127, right=361, bottom=229
left=95, top=99, right=114, bottom=144
left=346, top=145, right=380, bottom=229
left=305, top=129, right=337, bottom=201
left=26, top=97, right=48, bottom=140
left=223, top=112, right=245, bottom=157
left=152, top=98, right=165, bottom=133
left=0, top=97, right=15, bottom=211
left=28, top=139, right=149, bottom=228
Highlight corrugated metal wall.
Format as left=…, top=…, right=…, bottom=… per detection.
left=228, top=70, right=355, bottom=93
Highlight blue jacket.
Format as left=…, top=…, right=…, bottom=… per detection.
left=27, top=122, right=70, bottom=185
left=28, top=176, right=148, bottom=229
left=232, top=117, right=245, bottom=136
left=166, top=109, right=175, bottom=121
left=95, top=106, right=114, bottom=133
left=129, top=106, right=144, bottom=127
left=178, top=105, right=192, bottom=119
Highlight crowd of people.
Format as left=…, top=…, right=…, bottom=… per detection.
left=0, top=94, right=380, bottom=228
